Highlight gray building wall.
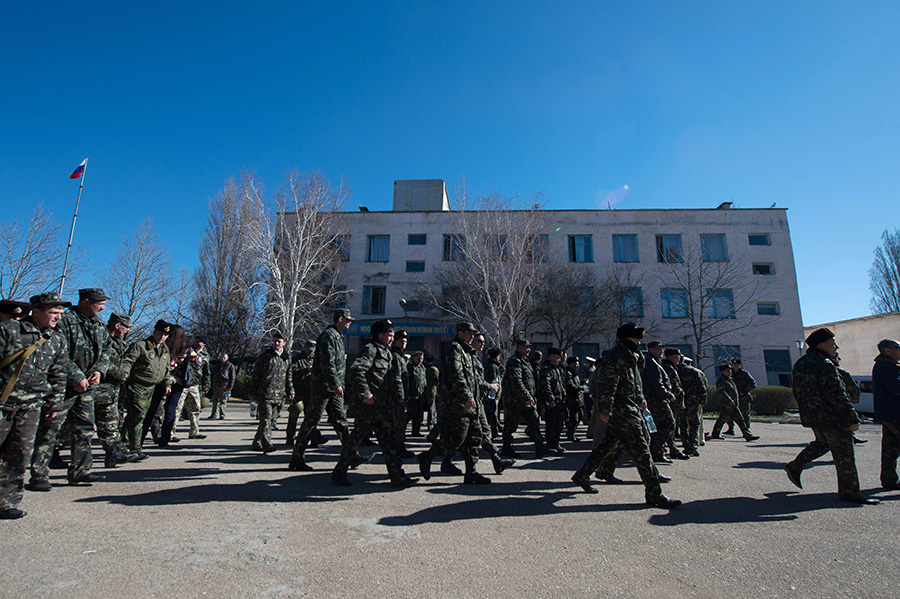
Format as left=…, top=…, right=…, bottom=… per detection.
left=804, top=312, right=900, bottom=376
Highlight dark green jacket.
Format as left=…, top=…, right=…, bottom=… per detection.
left=0, top=317, right=68, bottom=411
left=251, top=348, right=292, bottom=401
left=792, top=349, right=860, bottom=431
left=439, top=338, right=478, bottom=416
left=538, top=362, right=566, bottom=410
left=716, top=375, right=739, bottom=406
left=661, top=359, right=684, bottom=409
left=102, top=333, right=130, bottom=385
left=407, top=361, right=427, bottom=402
left=503, top=351, right=536, bottom=408
left=122, top=337, right=171, bottom=386
left=349, top=341, right=400, bottom=408
left=676, top=363, right=708, bottom=408
left=593, top=339, right=645, bottom=416
left=291, top=352, right=314, bottom=401
left=57, top=307, right=111, bottom=384
left=312, top=325, right=345, bottom=398
left=732, top=369, right=757, bottom=399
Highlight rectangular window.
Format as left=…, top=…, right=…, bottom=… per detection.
left=757, top=302, right=779, bottom=315
left=366, top=235, right=390, bottom=262
left=333, top=235, right=350, bottom=262
left=707, top=288, right=736, bottom=319
left=748, top=233, right=771, bottom=246
left=485, top=234, right=510, bottom=259
left=764, top=348, right=792, bottom=386
left=443, top=234, right=466, bottom=261
left=656, top=234, right=683, bottom=263
left=612, top=234, right=639, bottom=262
left=668, top=344, right=694, bottom=360
left=408, top=234, right=426, bottom=245
left=752, top=263, right=774, bottom=275
left=620, top=286, right=643, bottom=318
left=361, top=286, right=386, bottom=315
left=701, top=234, right=728, bottom=262
left=405, top=261, right=425, bottom=273
left=660, top=288, right=688, bottom=318
left=713, top=345, right=741, bottom=365
left=404, top=300, right=423, bottom=312
left=568, top=235, right=594, bottom=263
left=527, top=234, right=549, bottom=263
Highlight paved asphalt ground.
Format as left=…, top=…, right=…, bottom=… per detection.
left=2, top=406, right=897, bottom=599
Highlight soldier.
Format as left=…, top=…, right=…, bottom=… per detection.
left=249, top=332, right=292, bottom=453
left=676, top=354, right=707, bottom=456
left=0, top=293, right=70, bottom=518
left=571, top=323, right=681, bottom=508
left=405, top=351, right=427, bottom=437
left=179, top=335, right=211, bottom=439
left=579, top=356, right=597, bottom=423
left=564, top=355, right=585, bottom=442
left=95, top=313, right=139, bottom=468
left=725, top=358, right=757, bottom=435
left=0, top=299, right=31, bottom=322
left=332, top=319, right=416, bottom=488
left=207, top=352, right=236, bottom=420
left=417, top=322, right=492, bottom=484
left=660, top=347, right=688, bottom=459
left=709, top=364, right=759, bottom=441
left=286, top=341, right=315, bottom=445
left=119, top=320, right=172, bottom=458
left=785, top=328, right=877, bottom=504
left=872, top=338, right=900, bottom=490
left=30, top=288, right=109, bottom=490
left=483, top=347, right=503, bottom=439
left=423, top=353, right=439, bottom=429
left=539, top=348, right=567, bottom=455
left=389, top=330, right=414, bottom=458
left=289, top=309, right=362, bottom=471
left=642, top=341, right=686, bottom=462
left=501, top=339, right=546, bottom=459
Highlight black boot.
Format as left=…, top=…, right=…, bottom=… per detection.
left=417, top=450, right=435, bottom=480
left=500, top=444, right=519, bottom=459
left=490, top=454, right=515, bottom=474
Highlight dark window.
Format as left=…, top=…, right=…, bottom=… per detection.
left=656, top=235, right=683, bottom=263
left=661, top=288, right=688, bottom=318
left=362, top=286, right=386, bottom=315
left=405, top=261, right=425, bottom=273
left=404, top=300, right=423, bottom=312
left=701, top=234, right=728, bottom=262
left=485, top=234, right=510, bottom=260
left=752, top=263, right=774, bottom=275
left=333, top=235, right=350, bottom=261
left=612, top=234, right=639, bottom=262
left=573, top=343, right=600, bottom=363
left=748, top=233, right=771, bottom=246
left=443, top=235, right=466, bottom=261
left=366, top=235, right=390, bottom=262
left=620, top=287, right=643, bottom=318
left=764, top=349, right=792, bottom=386
left=707, top=288, right=735, bottom=319
left=713, top=345, right=741, bottom=364
left=568, top=235, right=594, bottom=263
left=757, top=302, right=779, bottom=315
left=408, top=234, right=426, bottom=245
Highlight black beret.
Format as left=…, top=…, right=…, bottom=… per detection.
left=0, top=299, right=32, bottom=316
left=616, top=323, right=645, bottom=340
left=805, top=328, right=835, bottom=347
left=371, top=319, right=394, bottom=338
left=548, top=347, right=562, bottom=356
left=154, top=320, right=172, bottom=333
left=395, top=330, right=408, bottom=339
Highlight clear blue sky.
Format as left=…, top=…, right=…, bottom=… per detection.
left=3, top=1, right=898, bottom=325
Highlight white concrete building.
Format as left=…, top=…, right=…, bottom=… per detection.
left=317, top=180, right=805, bottom=386
left=804, top=312, right=900, bottom=376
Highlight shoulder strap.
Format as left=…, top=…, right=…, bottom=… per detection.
left=0, top=338, right=48, bottom=406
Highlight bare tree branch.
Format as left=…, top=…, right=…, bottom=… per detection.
left=869, top=228, right=900, bottom=314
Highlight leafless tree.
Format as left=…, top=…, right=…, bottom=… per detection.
left=0, top=202, right=88, bottom=299
left=869, top=228, right=900, bottom=314
left=412, top=180, right=549, bottom=352
left=101, top=217, right=173, bottom=330
left=247, top=170, right=351, bottom=350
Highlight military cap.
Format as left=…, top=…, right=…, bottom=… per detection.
left=616, top=322, right=645, bottom=340
left=79, top=288, right=110, bottom=301
left=195, top=334, right=209, bottom=344
left=29, top=292, right=72, bottom=308
left=730, top=357, right=742, bottom=365
left=719, top=363, right=733, bottom=372
left=683, top=357, right=693, bottom=364
left=456, top=322, right=478, bottom=333
left=154, top=319, right=173, bottom=333
left=584, top=356, right=597, bottom=364
left=805, top=327, right=835, bottom=347
left=0, top=299, right=32, bottom=317
left=333, top=308, right=354, bottom=322
left=272, top=331, right=286, bottom=340
left=108, top=312, right=132, bottom=328
left=664, top=347, right=682, bottom=357
left=566, top=355, right=579, bottom=365
left=647, top=341, right=663, bottom=349
left=548, top=347, right=562, bottom=356
left=371, top=319, right=394, bottom=338
left=305, top=339, right=317, bottom=349
left=516, top=338, right=532, bottom=347
left=395, top=329, right=409, bottom=339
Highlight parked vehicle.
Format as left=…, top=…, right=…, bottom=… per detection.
left=851, top=375, right=875, bottom=416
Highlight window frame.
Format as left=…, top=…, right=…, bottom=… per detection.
left=366, top=235, right=390, bottom=263
left=405, top=260, right=425, bottom=273
left=407, top=234, right=427, bottom=246
left=620, top=286, right=644, bottom=318
left=706, top=288, right=736, bottom=319
left=757, top=301, right=780, bottom=316
left=361, top=285, right=387, bottom=315
left=752, top=263, right=775, bottom=275
left=700, top=233, right=728, bottom=262
left=568, top=234, right=594, bottom=263
left=660, top=287, right=689, bottom=318
left=656, top=234, right=683, bottom=263
left=748, top=233, right=771, bottom=246
left=443, top=234, right=466, bottom=261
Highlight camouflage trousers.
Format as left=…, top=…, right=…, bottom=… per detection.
left=593, top=415, right=661, bottom=481
left=390, top=399, right=408, bottom=450
left=476, top=399, right=499, bottom=457
left=481, top=396, right=499, bottom=439
left=291, top=392, right=350, bottom=461
left=333, top=402, right=404, bottom=481
left=424, top=409, right=481, bottom=470
left=544, top=402, right=568, bottom=450
left=253, top=398, right=280, bottom=451
left=711, top=401, right=751, bottom=438
left=93, top=383, right=123, bottom=454
left=680, top=401, right=702, bottom=453
left=647, top=399, right=676, bottom=459
left=726, top=394, right=753, bottom=431
left=502, top=403, right=545, bottom=447
left=880, top=421, right=900, bottom=488
left=0, top=406, right=40, bottom=510
left=120, top=381, right=158, bottom=453
left=576, top=407, right=663, bottom=502
left=565, top=396, right=585, bottom=439
left=285, top=396, right=304, bottom=444
left=788, top=428, right=859, bottom=498
left=181, top=385, right=203, bottom=438
left=31, top=390, right=95, bottom=483
left=208, top=388, right=230, bottom=419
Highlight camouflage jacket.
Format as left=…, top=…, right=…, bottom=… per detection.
left=503, top=351, right=536, bottom=408
left=439, top=338, right=479, bottom=416
left=311, top=325, right=346, bottom=397
left=565, top=366, right=583, bottom=405
left=732, top=369, right=757, bottom=399
left=592, top=340, right=645, bottom=416
left=425, top=365, right=439, bottom=402
left=792, top=349, right=859, bottom=431
left=0, top=317, right=68, bottom=411
left=391, top=347, right=408, bottom=402
left=291, top=352, right=314, bottom=401
left=407, top=362, right=427, bottom=401
left=538, top=362, right=566, bottom=410
left=251, top=348, right=292, bottom=401
left=472, top=353, right=494, bottom=403
left=641, top=354, right=672, bottom=404
left=836, top=366, right=860, bottom=404
left=716, top=375, right=739, bottom=406
left=185, top=346, right=211, bottom=392
left=349, top=341, right=401, bottom=408
left=57, top=307, right=111, bottom=384
left=122, top=337, right=171, bottom=386
left=661, top=359, right=684, bottom=408
left=101, top=333, right=130, bottom=385
left=676, top=363, right=708, bottom=408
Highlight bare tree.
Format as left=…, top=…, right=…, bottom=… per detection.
left=192, top=173, right=262, bottom=361
left=101, top=217, right=173, bottom=330
left=0, top=202, right=87, bottom=299
left=869, top=228, right=900, bottom=314
left=413, top=180, right=548, bottom=352
left=247, top=170, right=351, bottom=350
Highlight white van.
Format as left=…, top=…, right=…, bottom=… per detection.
left=851, top=375, right=875, bottom=416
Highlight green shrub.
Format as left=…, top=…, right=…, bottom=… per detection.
left=231, top=373, right=253, bottom=401
left=705, top=384, right=795, bottom=416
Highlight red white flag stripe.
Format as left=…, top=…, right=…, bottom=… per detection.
left=69, top=158, right=87, bottom=179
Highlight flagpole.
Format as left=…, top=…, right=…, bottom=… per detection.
left=60, top=157, right=88, bottom=296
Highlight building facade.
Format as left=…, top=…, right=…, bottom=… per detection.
left=804, top=312, right=900, bottom=376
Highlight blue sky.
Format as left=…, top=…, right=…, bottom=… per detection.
left=3, top=1, right=898, bottom=325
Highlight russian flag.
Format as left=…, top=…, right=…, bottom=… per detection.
left=69, top=158, right=87, bottom=179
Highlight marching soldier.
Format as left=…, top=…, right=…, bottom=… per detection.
left=710, top=364, right=759, bottom=442
left=250, top=332, right=292, bottom=453
left=119, top=320, right=172, bottom=458
left=95, top=313, right=139, bottom=467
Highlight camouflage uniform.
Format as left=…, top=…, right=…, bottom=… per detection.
left=564, top=365, right=585, bottom=441
left=660, top=358, right=685, bottom=455
left=291, top=324, right=352, bottom=465
left=119, top=337, right=170, bottom=453
left=405, top=359, right=427, bottom=436
left=729, top=368, right=757, bottom=431
left=250, top=347, right=292, bottom=451
left=676, top=362, right=707, bottom=453
left=208, top=358, right=235, bottom=419
left=31, top=307, right=110, bottom=484
left=539, top=361, right=567, bottom=451
left=180, top=346, right=210, bottom=438
left=501, top=351, right=545, bottom=456
left=472, top=351, right=502, bottom=460
left=573, top=339, right=666, bottom=502
left=711, top=375, right=754, bottom=439
left=0, top=318, right=67, bottom=511
left=641, top=354, right=676, bottom=460
left=787, top=348, right=863, bottom=499
left=389, top=346, right=409, bottom=452
left=483, top=356, right=503, bottom=438
left=94, top=331, right=130, bottom=464
left=286, top=351, right=314, bottom=445
left=332, top=340, right=406, bottom=483
left=424, top=363, right=439, bottom=427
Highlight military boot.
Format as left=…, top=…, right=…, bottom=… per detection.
left=490, top=454, right=515, bottom=474
left=500, top=444, right=519, bottom=459
left=440, top=458, right=463, bottom=475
